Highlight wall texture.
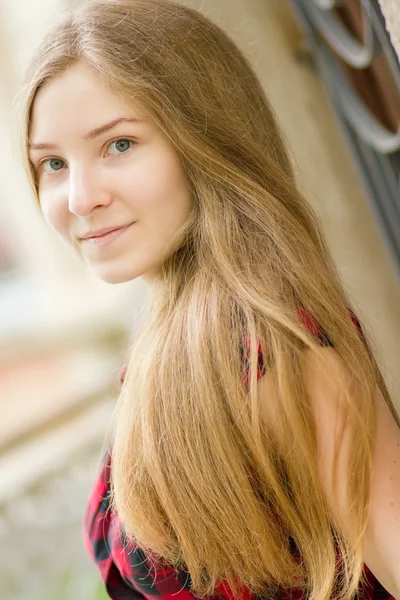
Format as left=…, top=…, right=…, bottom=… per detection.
left=378, top=0, right=400, bottom=62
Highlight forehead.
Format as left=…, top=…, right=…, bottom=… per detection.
left=29, top=62, right=146, bottom=141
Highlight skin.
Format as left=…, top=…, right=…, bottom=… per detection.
left=28, top=61, right=193, bottom=285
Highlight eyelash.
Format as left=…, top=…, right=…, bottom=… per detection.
left=37, top=137, right=136, bottom=174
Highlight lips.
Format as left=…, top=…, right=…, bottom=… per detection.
left=81, top=226, right=125, bottom=240
left=87, top=227, right=121, bottom=239
left=80, top=221, right=136, bottom=240
left=81, top=222, right=134, bottom=248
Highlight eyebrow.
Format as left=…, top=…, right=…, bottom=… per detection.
left=28, top=117, right=143, bottom=151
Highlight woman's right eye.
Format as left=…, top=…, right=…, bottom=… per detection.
left=42, top=158, right=65, bottom=173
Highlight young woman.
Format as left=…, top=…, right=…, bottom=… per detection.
left=16, top=0, right=400, bottom=598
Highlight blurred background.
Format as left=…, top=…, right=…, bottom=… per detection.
left=0, top=0, right=399, bottom=599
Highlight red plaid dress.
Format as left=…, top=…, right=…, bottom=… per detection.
left=83, top=307, right=394, bottom=599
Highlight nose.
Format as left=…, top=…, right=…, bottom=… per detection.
left=68, top=166, right=112, bottom=216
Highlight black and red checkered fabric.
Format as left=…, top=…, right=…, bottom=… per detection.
left=83, top=307, right=393, bottom=599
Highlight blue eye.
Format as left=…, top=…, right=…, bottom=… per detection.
left=108, top=139, right=132, bottom=154
left=43, top=158, right=65, bottom=173
left=38, top=138, right=133, bottom=174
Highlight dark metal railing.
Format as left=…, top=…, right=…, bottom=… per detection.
left=288, top=0, right=400, bottom=279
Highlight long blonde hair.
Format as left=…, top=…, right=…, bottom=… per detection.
left=16, top=1, right=400, bottom=599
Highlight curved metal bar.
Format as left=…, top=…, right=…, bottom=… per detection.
left=312, top=0, right=344, bottom=9
left=288, top=0, right=400, bottom=277
left=302, top=0, right=374, bottom=68
left=368, top=0, right=400, bottom=93
left=318, top=44, right=400, bottom=153
left=314, top=47, right=400, bottom=267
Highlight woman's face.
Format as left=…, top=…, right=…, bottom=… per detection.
left=28, top=61, right=193, bottom=284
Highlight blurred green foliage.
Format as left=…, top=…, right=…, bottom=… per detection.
left=95, top=582, right=110, bottom=599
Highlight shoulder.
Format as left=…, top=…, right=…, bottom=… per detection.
left=299, top=347, right=400, bottom=596
left=299, top=347, right=349, bottom=418
left=257, top=345, right=349, bottom=450
left=297, top=348, right=352, bottom=503
left=257, top=339, right=400, bottom=594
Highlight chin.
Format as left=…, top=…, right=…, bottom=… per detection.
left=85, top=255, right=161, bottom=284
left=89, top=265, right=141, bottom=285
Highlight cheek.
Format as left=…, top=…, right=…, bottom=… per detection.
left=39, top=191, right=68, bottom=235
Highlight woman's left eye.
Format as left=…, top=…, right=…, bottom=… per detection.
left=108, top=139, right=133, bottom=155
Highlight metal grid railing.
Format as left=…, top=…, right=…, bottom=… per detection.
left=288, top=0, right=400, bottom=279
